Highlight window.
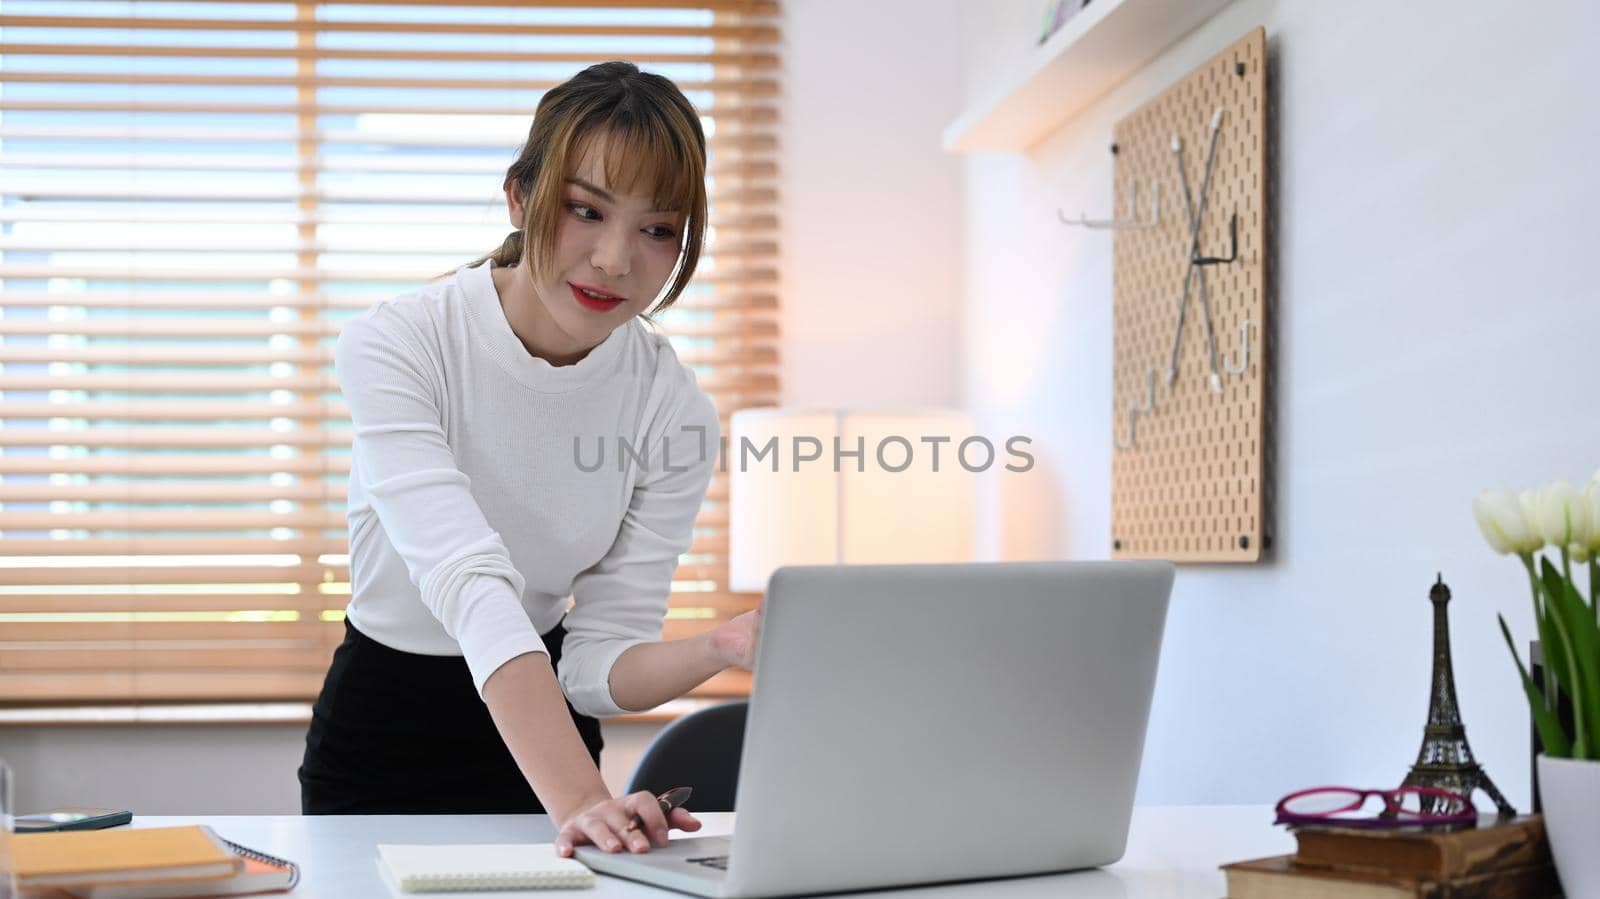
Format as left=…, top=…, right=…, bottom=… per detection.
left=0, top=0, right=777, bottom=705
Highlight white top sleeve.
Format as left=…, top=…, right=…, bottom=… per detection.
left=558, top=386, right=721, bottom=718
left=335, top=309, right=549, bottom=693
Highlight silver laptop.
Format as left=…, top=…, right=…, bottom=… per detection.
left=578, top=560, right=1174, bottom=898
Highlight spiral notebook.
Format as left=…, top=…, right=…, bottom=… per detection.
left=377, top=843, right=595, bottom=893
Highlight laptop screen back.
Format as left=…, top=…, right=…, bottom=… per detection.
left=724, top=561, right=1173, bottom=897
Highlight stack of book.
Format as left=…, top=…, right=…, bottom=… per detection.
left=11, top=825, right=299, bottom=898
left=1222, top=815, right=1562, bottom=898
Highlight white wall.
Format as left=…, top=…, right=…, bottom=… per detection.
left=958, top=0, right=1600, bottom=808
left=0, top=721, right=659, bottom=816
left=0, top=724, right=310, bottom=816
left=778, top=0, right=966, bottom=408
left=0, top=0, right=968, bottom=817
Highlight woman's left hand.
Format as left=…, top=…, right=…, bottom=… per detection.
left=708, top=602, right=761, bottom=670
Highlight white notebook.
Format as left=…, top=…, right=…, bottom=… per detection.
left=377, top=843, right=595, bottom=893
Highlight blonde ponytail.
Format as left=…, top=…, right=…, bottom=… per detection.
left=440, top=229, right=523, bottom=281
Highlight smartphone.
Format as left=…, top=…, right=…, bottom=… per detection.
left=12, top=807, right=132, bottom=833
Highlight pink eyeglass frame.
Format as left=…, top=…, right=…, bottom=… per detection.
left=1274, top=785, right=1477, bottom=829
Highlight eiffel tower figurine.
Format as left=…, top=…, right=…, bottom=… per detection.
left=1400, top=574, right=1516, bottom=817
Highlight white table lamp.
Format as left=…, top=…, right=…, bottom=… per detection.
left=727, top=408, right=977, bottom=592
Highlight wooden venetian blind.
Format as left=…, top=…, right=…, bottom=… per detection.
left=0, top=0, right=777, bottom=705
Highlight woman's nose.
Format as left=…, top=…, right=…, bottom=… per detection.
left=590, top=226, right=632, bottom=278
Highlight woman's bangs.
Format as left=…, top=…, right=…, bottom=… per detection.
left=578, top=119, right=698, bottom=216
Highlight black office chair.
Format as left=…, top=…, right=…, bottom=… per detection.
left=625, top=700, right=748, bottom=812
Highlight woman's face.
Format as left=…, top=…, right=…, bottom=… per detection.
left=524, top=139, right=687, bottom=352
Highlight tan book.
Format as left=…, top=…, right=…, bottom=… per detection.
left=1291, top=815, right=1550, bottom=881
left=1221, top=853, right=1560, bottom=899
left=71, top=837, right=300, bottom=899
left=12, top=826, right=241, bottom=890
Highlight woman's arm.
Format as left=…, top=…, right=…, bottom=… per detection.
left=482, top=651, right=702, bottom=855
left=558, top=380, right=727, bottom=718
left=605, top=610, right=757, bottom=711
left=482, top=652, right=611, bottom=821
left=335, top=309, right=549, bottom=696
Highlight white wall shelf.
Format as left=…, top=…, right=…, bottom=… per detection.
left=943, top=0, right=1235, bottom=153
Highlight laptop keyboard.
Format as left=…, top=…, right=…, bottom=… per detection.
left=687, top=855, right=730, bottom=871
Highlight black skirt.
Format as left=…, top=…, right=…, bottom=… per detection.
left=298, top=618, right=604, bottom=814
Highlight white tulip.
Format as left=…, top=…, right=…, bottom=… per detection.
left=1573, top=542, right=1593, bottom=564
left=1587, top=482, right=1600, bottom=554
left=1536, top=480, right=1591, bottom=550
left=1520, top=490, right=1548, bottom=552
left=1474, top=488, right=1541, bottom=555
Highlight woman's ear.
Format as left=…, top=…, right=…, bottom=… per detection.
left=504, top=181, right=526, bottom=230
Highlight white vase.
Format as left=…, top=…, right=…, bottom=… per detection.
left=1537, top=753, right=1600, bottom=898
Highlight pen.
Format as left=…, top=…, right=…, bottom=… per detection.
left=625, top=786, right=693, bottom=834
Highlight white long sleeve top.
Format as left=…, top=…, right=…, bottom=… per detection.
left=334, top=260, right=719, bottom=718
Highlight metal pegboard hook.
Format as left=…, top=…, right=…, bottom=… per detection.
left=1135, top=367, right=1157, bottom=413
left=1166, top=107, right=1236, bottom=394
left=1116, top=369, right=1159, bottom=451
left=1193, top=212, right=1239, bottom=266
left=1223, top=319, right=1254, bottom=375
left=1059, top=178, right=1161, bottom=230
left=1116, top=405, right=1138, bottom=450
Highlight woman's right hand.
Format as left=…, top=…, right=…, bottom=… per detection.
left=553, top=791, right=702, bottom=858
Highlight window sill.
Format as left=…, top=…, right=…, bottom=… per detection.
left=0, top=694, right=742, bottom=728
left=0, top=703, right=315, bottom=727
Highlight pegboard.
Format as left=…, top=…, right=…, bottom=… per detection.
left=1110, top=28, right=1268, bottom=563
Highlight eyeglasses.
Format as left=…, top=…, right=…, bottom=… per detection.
left=1274, top=786, right=1477, bottom=829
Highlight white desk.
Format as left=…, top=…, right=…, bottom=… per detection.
left=136, top=806, right=1292, bottom=898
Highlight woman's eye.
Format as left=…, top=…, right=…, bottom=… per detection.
left=566, top=202, right=673, bottom=240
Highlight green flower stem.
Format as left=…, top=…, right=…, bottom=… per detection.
left=1538, top=558, right=1592, bottom=758
left=1549, top=610, right=1588, bottom=758
left=1591, top=558, right=1598, bottom=624
left=1523, top=553, right=1555, bottom=709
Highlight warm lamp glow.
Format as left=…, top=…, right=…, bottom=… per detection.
left=728, top=408, right=977, bottom=592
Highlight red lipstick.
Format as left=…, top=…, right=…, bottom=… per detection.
left=569, top=282, right=627, bottom=313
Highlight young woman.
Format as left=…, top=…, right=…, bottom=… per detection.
left=299, top=61, right=759, bottom=859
